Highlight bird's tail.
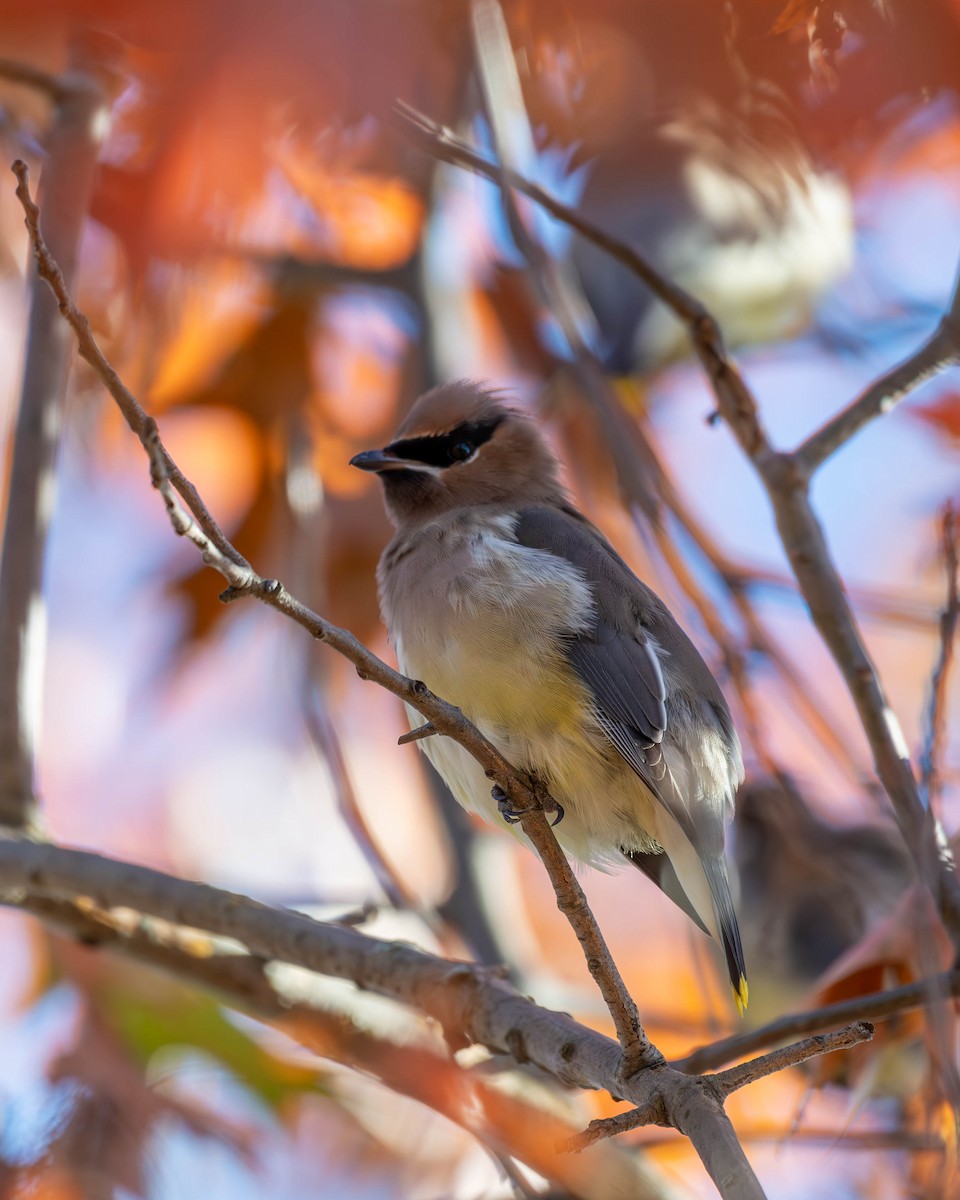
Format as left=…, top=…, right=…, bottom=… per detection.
left=652, top=810, right=749, bottom=1013
left=702, top=856, right=748, bottom=1015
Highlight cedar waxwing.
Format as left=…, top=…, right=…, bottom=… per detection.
left=734, top=778, right=913, bottom=1019
left=350, top=381, right=747, bottom=1010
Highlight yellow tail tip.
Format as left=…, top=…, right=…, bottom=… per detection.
left=733, top=976, right=749, bottom=1017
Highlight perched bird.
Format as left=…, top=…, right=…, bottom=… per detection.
left=733, top=778, right=913, bottom=1019
left=351, top=381, right=747, bottom=1010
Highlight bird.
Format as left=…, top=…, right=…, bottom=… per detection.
left=350, top=380, right=747, bottom=1012
left=733, top=777, right=912, bottom=1019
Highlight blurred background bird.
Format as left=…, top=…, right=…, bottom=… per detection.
left=733, top=777, right=913, bottom=1022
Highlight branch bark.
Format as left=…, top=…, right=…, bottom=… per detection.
left=920, top=503, right=960, bottom=808
left=797, top=270, right=960, bottom=473
left=16, top=894, right=669, bottom=1200
left=0, top=54, right=106, bottom=827
left=675, top=968, right=960, bottom=1075
left=0, top=837, right=868, bottom=1198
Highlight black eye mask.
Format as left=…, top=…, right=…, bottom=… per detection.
left=386, top=416, right=505, bottom=468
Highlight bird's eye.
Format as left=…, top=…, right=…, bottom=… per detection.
left=449, top=441, right=474, bottom=463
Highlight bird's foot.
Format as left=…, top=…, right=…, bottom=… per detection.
left=530, top=774, right=565, bottom=827
left=491, top=784, right=564, bottom=827
left=492, top=785, right=523, bottom=825
left=543, top=798, right=565, bottom=827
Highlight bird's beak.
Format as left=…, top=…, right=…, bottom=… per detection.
left=349, top=448, right=408, bottom=473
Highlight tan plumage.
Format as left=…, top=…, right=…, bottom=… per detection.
left=351, top=381, right=747, bottom=1010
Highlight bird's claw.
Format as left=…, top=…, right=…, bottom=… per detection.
left=492, top=785, right=523, bottom=825
left=492, top=785, right=564, bottom=827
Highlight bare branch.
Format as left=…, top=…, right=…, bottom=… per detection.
left=0, top=57, right=105, bottom=828
left=11, top=158, right=659, bottom=1081
left=561, top=1102, right=663, bottom=1154
left=0, top=838, right=869, bottom=1198
left=393, top=101, right=706, bottom=327
left=19, top=895, right=668, bottom=1200
left=675, top=969, right=960, bottom=1075
left=797, top=269, right=960, bottom=473
left=920, top=503, right=960, bottom=808
left=398, top=722, right=437, bottom=745
left=566, top=1021, right=874, bottom=1153
left=10, top=162, right=249, bottom=571
left=303, top=671, right=415, bottom=913
left=712, top=1021, right=874, bottom=1095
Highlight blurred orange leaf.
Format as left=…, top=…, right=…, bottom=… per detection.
left=916, top=393, right=960, bottom=442
left=771, top=0, right=820, bottom=34
left=276, top=149, right=424, bottom=269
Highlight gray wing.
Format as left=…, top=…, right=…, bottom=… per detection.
left=514, top=503, right=713, bottom=815
left=515, top=503, right=747, bottom=1004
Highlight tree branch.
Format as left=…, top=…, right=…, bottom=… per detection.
left=11, top=157, right=659, bottom=1081
left=0, top=54, right=106, bottom=828
left=0, top=837, right=866, bottom=1198
left=16, top=894, right=670, bottom=1200
left=0, top=57, right=71, bottom=100
left=564, top=1021, right=874, bottom=1152
left=797, top=269, right=960, bottom=473
left=674, top=968, right=960, bottom=1075
left=711, top=1021, right=874, bottom=1095
left=920, top=503, right=960, bottom=808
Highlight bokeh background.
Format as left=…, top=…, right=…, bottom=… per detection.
left=1, top=1, right=960, bottom=1197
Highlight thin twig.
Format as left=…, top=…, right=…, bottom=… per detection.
left=566, top=1022, right=874, bottom=1153
left=674, top=969, right=960, bottom=1074
left=712, top=1021, right=874, bottom=1095
left=561, top=1101, right=664, bottom=1154
left=0, top=60, right=105, bottom=828
left=303, top=670, right=415, bottom=911
left=920, top=503, right=960, bottom=808
left=393, top=101, right=705, bottom=325
left=797, top=270, right=960, bottom=473
left=398, top=722, right=437, bottom=745
left=11, top=156, right=657, bottom=1079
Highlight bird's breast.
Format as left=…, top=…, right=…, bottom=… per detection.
left=380, top=514, right=594, bottom=735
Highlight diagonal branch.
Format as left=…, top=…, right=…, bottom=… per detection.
left=10, top=157, right=656, bottom=1079
left=564, top=1021, right=874, bottom=1152
left=674, top=967, right=960, bottom=1074
left=16, top=895, right=667, bottom=1200
left=797, top=269, right=960, bottom=473
left=711, top=1020, right=874, bottom=1095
